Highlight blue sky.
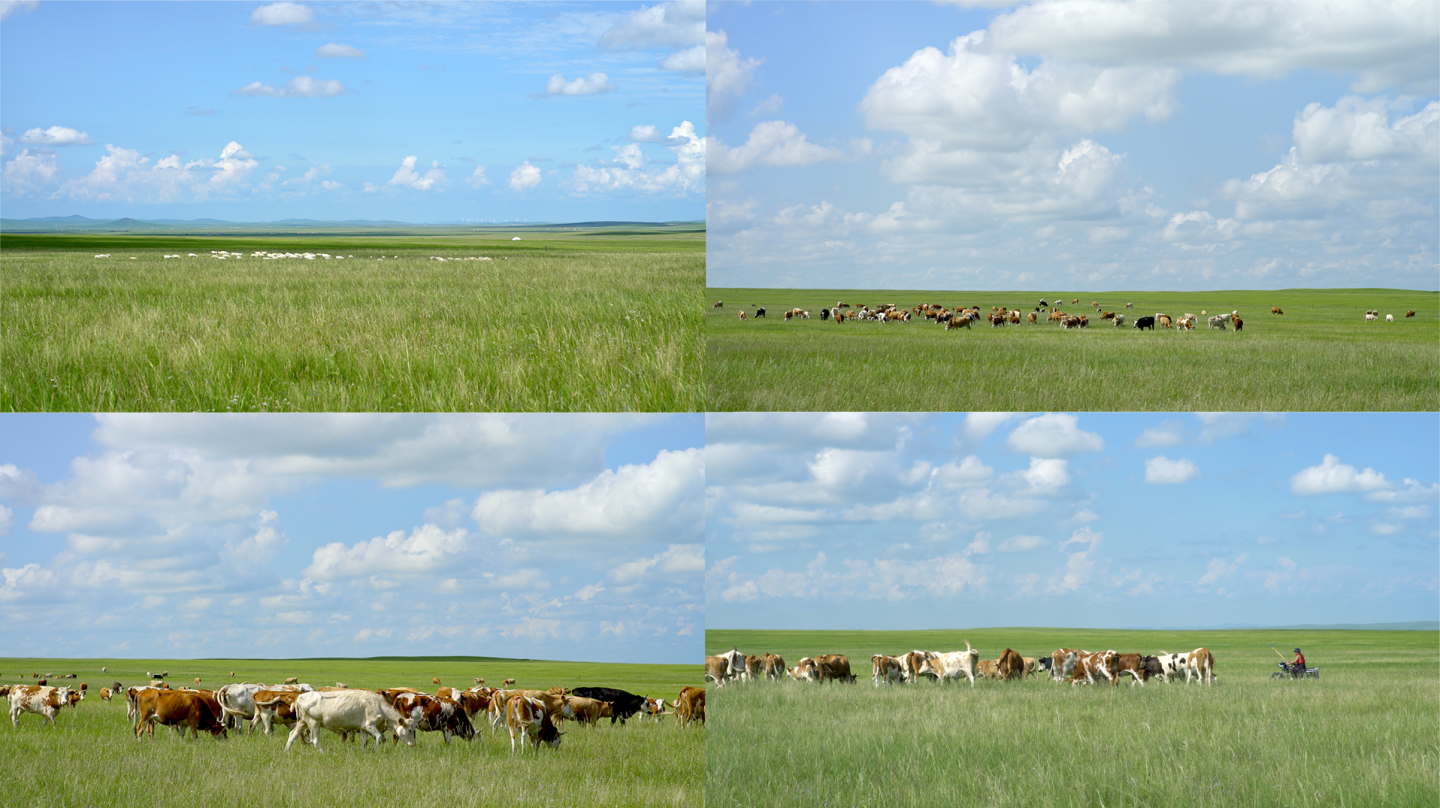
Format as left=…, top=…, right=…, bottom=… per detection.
left=0, top=414, right=703, bottom=663
left=706, top=413, right=1439, bottom=631
left=706, top=1, right=1439, bottom=291
left=0, top=1, right=704, bottom=222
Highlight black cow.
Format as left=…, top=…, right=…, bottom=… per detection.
left=570, top=687, right=646, bottom=725
left=820, top=308, right=829, bottom=321
left=1036, top=658, right=1053, bottom=675
left=755, top=307, right=766, bottom=318
left=1134, top=315, right=1156, bottom=331
left=1141, top=656, right=1165, bottom=680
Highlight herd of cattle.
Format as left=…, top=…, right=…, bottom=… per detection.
left=3, top=672, right=705, bottom=752
left=720, top=298, right=1422, bottom=330
left=706, top=644, right=1218, bottom=689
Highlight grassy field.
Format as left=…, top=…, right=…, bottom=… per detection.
left=705, top=288, right=1439, bottom=411
left=0, top=655, right=704, bottom=808
left=706, top=628, right=1439, bottom=808
left=1, top=228, right=703, bottom=412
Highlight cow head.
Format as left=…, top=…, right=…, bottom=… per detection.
left=538, top=714, right=563, bottom=749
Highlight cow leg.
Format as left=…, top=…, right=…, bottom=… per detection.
left=365, top=725, right=384, bottom=750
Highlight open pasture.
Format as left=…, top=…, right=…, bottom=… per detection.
left=1, top=227, right=703, bottom=412
left=0, top=655, right=704, bottom=808
left=705, top=287, right=1438, bottom=411
left=706, top=628, right=1438, bottom=808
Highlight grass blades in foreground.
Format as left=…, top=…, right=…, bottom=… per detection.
left=705, top=288, right=1438, bottom=411
left=0, top=656, right=704, bottom=808
left=3, top=231, right=703, bottom=411
left=706, top=628, right=1438, bottom=808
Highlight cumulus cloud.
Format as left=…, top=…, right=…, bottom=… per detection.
left=375, top=156, right=445, bottom=192
left=1290, top=454, right=1390, bottom=495
left=599, top=0, right=704, bottom=50
left=2, top=148, right=58, bottom=195
left=1145, top=456, right=1200, bottom=484
left=1006, top=414, right=1104, bottom=457
left=471, top=449, right=702, bottom=541
left=250, top=2, right=315, bottom=27
left=568, top=121, right=704, bottom=196
left=304, top=524, right=469, bottom=579
left=234, top=76, right=346, bottom=98
left=708, top=121, right=868, bottom=175
left=509, top=162, right=542, bottom=192
left=1136, top=420, right=1185, bottom=447
left=466, top=165, right=489, bottom=189
left=314, top=43, right=366, bottom=59
left=19, top=126, right=94, bottom=146
left=55, top=140, right=258, bottom=202
left=707, top=30, right=761, bottom=125
left=544, top=73, right=616, bottom=96
left=611, top=544, right=704, bottom=584
left=0, top=505, right=12, bottom=535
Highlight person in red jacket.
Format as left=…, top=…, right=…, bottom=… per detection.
left=1291, top=647, right=1306, bottom=677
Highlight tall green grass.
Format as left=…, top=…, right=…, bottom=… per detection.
left=2, top=234, right=703, bottom=412
left=705, top=288, right=1439, bottom=410
left=706, top=628, right=1438, bottom=808
left=0, top=656, right=704, bottom=807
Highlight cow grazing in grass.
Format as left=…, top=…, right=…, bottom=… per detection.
left=738, top=311, right=747, bottom=321
left=713, top=301, right=723, bottom=308
left=1271, top=307, right=1283, bottom=314
left=1070, top=651, right=1120, bottom=688
left=1134, top=316, right=1155, bottom=331
left=252, top=690, right=307, bottom=735
left=756, top=307, right=766, bottom=318
left=673, top=687, right=705, bottom=727
left=1113, top=314, right=1126, bottom=327
left=1385, top=313, right=1394, bottom=322
left=788, top=657, right=818, bottom=682
left=1157, top=314, right=1172, bottom=329
left=286, top=689, right=413, bottom=752
left=1233, top=316, right=1244, bottom=331
left=133, top=688, right=227, bottom=740
left=1050, top=649, right=1082, bottom=682
left=506, top=695, right=562, bottom=753
left=1116, top=654, right=1152, bottom=686
left=570, top=687, right=646, bottom=724
left=815, top=654, right=856, bottom=684
left=1101, top=311, right=1115, bottom=320
left=872, top=654, right=904, bottom=687
left=998, top=648, right=1025, bottom=681
left=921, top=644, right=980, bottom=686
left=1405, top=310, right=1415, bottom=317
left=100, top=687, right=113, bottom=701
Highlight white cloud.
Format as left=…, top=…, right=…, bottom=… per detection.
left=544, top=73, right=616, bottom=96
left=598, top=0, right=704, bottom=50
left=861, top=31, right=1178, bottom=150
left=708, top=121, right=863, bottom=175
left=509, top=162, right=542, bottom=192
left=1, top=1, right=39, bottom=22
left=314, top=43, right=367, bottom=59
left=1290, top=454, right=1390, bottom=496
left=1012, top=457, right=1070, bottom=493
left=304, top=524, right=470, bottom=580
left=2, top=148, right=58, bottom=195
left=379, top=156, right=446, bottom=192
left=962, top=413, right=1016, bottom=443
left=567, top=122, right=705, bottom=196
left=1136, top=420, right=1185, bottom=447
left=251, top=2, right=314, bottom=27
left=472, top=448, right=702, bottom=541
left=18, top=126, right=94, bottom=146
left=1087, top=226, right=1129, bottom=244
left=1006, top=414, right=1104, bottom=457
left=706, top=30, right=761, bottom=125
left=0, top=505, right=11, bottom=535
left=1047, top=527, right=1101, bottom=594
left=998, top=534, right=1047, bottom=552
left=659, top=44, right=705, bottom=73
left=51, top=140, right=259, bottom=202
left=749, top=94, right=784, bottom=117
left=611, top=544, right=704, bottom=584
left=1145, top=456, right=1200, bottom=484
left=985, top=0, right=1438, bottom=93
left=234, top=76, right=346, bottom=98
left=1294, top=98, right=1438, bottom=163
left=1197, top=554, right=1246, bottom=587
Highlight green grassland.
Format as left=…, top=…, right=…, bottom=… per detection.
left=1, top=228, right=704, bottom=412
left=705, top=288, right=1439, bottom=411
left=0, top=655, right=704, bottom=808
left=706, top=628, right=1439, bottom=808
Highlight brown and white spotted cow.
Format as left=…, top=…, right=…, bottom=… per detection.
left=1069, top=650, right=1120, bottom=688
left=762, top=653, right=787, bottom=682
left=8, top=685, right=74, bottom=727
left=872, top=654, right=904, bottom=687
left=1186, top=647, right=1217, bottom=685
left=506, top=695, right=563, bottom=753
left=673, top=686, right=705, bottom=727
left=1050, top=649, right=1083, bottom=682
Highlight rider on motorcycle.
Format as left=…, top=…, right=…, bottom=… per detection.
left=1290, top=647, right=1306, bottom=677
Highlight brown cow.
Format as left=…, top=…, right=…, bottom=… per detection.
left=133, top=688, right=227, bottom=739
left=1405, top=310, right=1416, bottom=317
left=814, top=654, right=856, bottom=684
left=1270, top=307, right=1283, bottom=314
left=562, top=696, right=610, bottom=727
left=502, top=678, right=516, bottom=687
left=100, top=687, right=113, bottom=701
left=1233, top=316, right=1244, bottom=332
left=713, top=301, right=723, bottom=308
left=1101, top=311, right=1115, bottom=320
left=431, top=677, right=441, bottom=686
left=998, top=648, right=1024, bottom=681
left=673, top=686, right=705, bottom=727
left=1116, top=654, right=1151, bottom=686
left=252, top=689, right=307, bottom=735
left=193, top=678, right=202, bottom=685
left=283, top=677, right=298, bottom=685
left=977, top=660, right=1001, bottom=679
left=762, top=653, right=787, bottom=682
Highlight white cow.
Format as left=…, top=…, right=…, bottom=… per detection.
left=1385, top=314, right=1394, bottom=322
left=919, top=642, right=980, bottom=686
left=285, top=690, right=413, bottom=752
left=1152, top=652, right=1191, bottom=683
left=718, top=648, right=748, bottom=682
left=216, top=682, right=313, bottom=731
